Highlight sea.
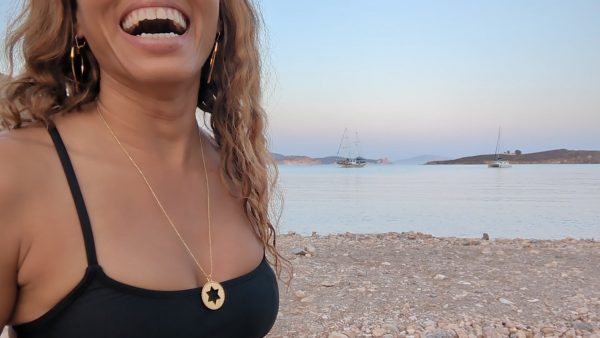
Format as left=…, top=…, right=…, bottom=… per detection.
left=275, top=164, right=600, bottom=240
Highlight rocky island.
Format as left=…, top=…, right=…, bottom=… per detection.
left=426, top=149, right=600, bottom=165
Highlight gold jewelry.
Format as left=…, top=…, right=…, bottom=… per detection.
left=96, top=103, right=225, bottom=310
left=69, top=37, right=86, bottom=93
left=206, top=31, right=221, bottom=84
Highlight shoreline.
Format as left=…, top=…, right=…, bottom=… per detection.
left=277, top=231, right=599, bottom=242
left=267, top=231, right=600, bottom=338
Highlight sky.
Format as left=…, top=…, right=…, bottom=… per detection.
left=2, top=1, right=599, bottom=160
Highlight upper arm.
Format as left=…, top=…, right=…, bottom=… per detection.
left=0, top=132, right=25, bottom=327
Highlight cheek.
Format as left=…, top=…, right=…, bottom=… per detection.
left=75, top=0, right=114, bottom=36
left=194, top=0, right=220, bottom=50
left=74, top=1, right=126, bottom=75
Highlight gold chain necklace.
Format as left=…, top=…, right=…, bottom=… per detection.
left=96, top=103, right=225, bottom=310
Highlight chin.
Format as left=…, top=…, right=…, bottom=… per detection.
left=125, top=60, right=200, bottom=85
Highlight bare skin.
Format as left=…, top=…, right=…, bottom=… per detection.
left=0, top=106, right=265, bottom=327
left=0, top=0, right=265, bottom=331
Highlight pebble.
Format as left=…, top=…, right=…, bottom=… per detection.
left=299, top=295, right=315, bottom=303
left=382, top=324, right=400, bottom=335
left=294, top=290, right=306, bottom=298
left=540, top=327, right=554, bottom=335
left=424, top=329, right=457, bottom=338
left=573, top=322, right=594, bottom=332
left=372, top=327, right=386, bottom=336
left=577, top=307, right=589, bottom=315
left=321, top=280, right=338, bottom=287
left=328, top=332, right=349, bottom=338
left=291, top=247, right=307, bottom=256
left=423, top=320, right=436, bottom=328
left=433, top=274, right=447, bottom=280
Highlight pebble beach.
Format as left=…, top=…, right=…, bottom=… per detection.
left=266, top=231, right=600, bottom=338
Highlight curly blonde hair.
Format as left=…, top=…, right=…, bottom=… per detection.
left=1, top=0, right=291, bottom=285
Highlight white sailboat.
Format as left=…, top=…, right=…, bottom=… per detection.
left=335, top=128, right=367, bottom=168
left=488, top=127, right=512, bottom=168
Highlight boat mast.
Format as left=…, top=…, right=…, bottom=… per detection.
left=336, top=128, right=348, bottom=157
left=494, top=127, right=502, bottom=160
left=354, top=131, right=361, bottom=158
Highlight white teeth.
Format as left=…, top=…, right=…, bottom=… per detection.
left=121, top=7, right=187, bottom=34
left=135, top=11, right=142, bottom=25
left=156, top=8, right=167, bottom=20
left=137, top=32, right=178, bottom=38
left=148, top=8, right=158, bottom=20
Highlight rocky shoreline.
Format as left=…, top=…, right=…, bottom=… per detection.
left=267, top=231, right=600, bottom=338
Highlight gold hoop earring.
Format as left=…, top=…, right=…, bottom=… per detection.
left=206, top=31, right=221, bottom=84
left=198, top=29, right=222, bottom=113
left=70, top=37, right=87, bottom=92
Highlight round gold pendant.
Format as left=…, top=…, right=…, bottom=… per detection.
left=201, top=280, right=225, bottom=310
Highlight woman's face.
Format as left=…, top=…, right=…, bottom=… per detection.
left=75, top=0, right=220, bottom=87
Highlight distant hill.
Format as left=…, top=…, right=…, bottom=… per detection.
left=271, top=153, right=391, bottom=165
left=426, top=149, right=600, bottom=165
left=394, top=155, right=450, bottom=165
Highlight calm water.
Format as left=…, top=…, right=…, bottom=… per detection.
left=275, top=164, right=600, bottom=239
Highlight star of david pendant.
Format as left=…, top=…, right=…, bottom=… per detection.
left=201, top=280, right=225, bottom=310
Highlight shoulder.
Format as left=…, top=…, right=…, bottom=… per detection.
left=0, top=124, right=55, bottom=219
left=0, top=123, right=54, bottom=170
left=0, top=123, right=55, bottom=268
left=0, top=124, right=53, bottom=327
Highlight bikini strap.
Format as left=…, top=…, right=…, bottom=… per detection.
left=47, top=124, right=99, bottom=266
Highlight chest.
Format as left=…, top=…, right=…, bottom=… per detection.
left=13, top=154, right=267, bottom=326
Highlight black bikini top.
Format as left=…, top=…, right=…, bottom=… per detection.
left=11, top=124, right=279, bottom=338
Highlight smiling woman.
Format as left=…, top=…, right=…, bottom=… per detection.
left=0, top=0, right=288, bottom=337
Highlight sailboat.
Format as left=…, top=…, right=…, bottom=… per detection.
left=335, top=128, right=367, bottom=168
left=488, top=127, right=512, bottom=168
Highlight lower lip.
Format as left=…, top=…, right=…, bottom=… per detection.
left=120, top=27, right=190, bottom=53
